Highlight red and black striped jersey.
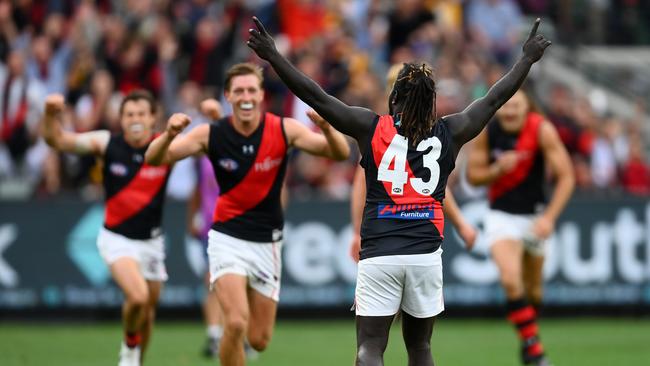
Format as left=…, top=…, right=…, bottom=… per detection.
left=103, top=134, right=171, bottom=240
left=487, top=112, right=546, bottom=214
left=359, top=115, right=456, bottom=260
left=208, top=113, right=288, bottom=242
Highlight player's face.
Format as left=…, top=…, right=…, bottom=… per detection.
left=120, top=99, right=156, bottom=141
left=226, top=74, right=264, bottom=124
left=496, top=90, right=528, bottom=132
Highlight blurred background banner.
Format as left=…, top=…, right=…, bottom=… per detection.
left=1, top=197, right=648, bottom=312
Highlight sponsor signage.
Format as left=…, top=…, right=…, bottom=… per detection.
left=0, top=197, right=649, bottom=310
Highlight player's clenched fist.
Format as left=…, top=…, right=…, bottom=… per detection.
left=166, top=113, right=191, bottom=138
left=44, top=94, right=65, bottom=116
left=200, top=99, right=223, bottom=120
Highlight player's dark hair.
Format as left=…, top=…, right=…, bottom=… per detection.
left=391, top=63, right=436, bottom=145
left=225, top=62, right=264, bottom=92
left=119, top=89, right=157, bottom=116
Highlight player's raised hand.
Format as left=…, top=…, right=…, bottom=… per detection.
left=44, top=94, right=65, bottom=117
left=306, top=109, right=331, bottom=132
left=246, top=16, right=278, bottom=61
left=200, top=98, right=223, bottom=120
left=522, top=18, right=551, bottom=63
left=166, top=113, right=191, bottom=138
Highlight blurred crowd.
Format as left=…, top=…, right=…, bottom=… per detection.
left=0, top=0, right=648, bottom=201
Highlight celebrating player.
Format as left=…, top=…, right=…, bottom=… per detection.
left=145, top=62, right=350, bottom=366
left=247, top=16, right=550, bottom=365
left=42, top=90, right=170, bottom=366
left=467, top=88, right=574, bottom=365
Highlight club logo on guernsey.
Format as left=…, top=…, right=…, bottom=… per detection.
left=377, top=203, right=436, bottom=220
left=218, top=158, right=239, bottom=172
left=109, top=163, right=128, bottom=176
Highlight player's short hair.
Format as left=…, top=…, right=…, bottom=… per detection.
left=119, top=89, right=157, bottom=116
left=224, top=63, right=264, bottom=92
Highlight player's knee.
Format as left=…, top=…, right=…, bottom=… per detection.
left=225, top=316, right=248, bottom=336
left=126, top=289, right=149, bottom=308
left=248, top=334, right=270, bottom=352
left=356, top=343, right=384, bottom=364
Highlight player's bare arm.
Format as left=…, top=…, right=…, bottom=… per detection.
left=42, top=94, right=109, bottom=156
left=534, top=121, right=575, bottom=239
left=247, top=16, right=376, bottom=145
left=349, top=167, right=366, bottom=262
left=145, top=113, right=201, bottom=166
left=285, top=110, right=350, bottom=161
left=466, top=130, right=500, bottom=185
left=443, top=187, right=477, bottom=250
left=446, top=18, right=551, bottom=150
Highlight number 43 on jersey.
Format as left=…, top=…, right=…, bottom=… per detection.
left=377, top=135, right=442, bottom=196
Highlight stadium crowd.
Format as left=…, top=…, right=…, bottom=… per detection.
left=0, top=0, right=648, bottom=201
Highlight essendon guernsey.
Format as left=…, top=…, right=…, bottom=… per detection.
left=208, top=113, right=288, bottom=242
left=487, top=112, right=546, bottom=214
left=103, top=134, right=171, bottom=240
left=359, top=115, right=456, bottom=260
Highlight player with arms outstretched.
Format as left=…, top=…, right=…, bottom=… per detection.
left=247, top=16, right=550, bottom=365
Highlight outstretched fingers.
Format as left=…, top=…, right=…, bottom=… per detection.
left=527, top=18, right=540, bottom=41
left=252, top=16, right=269, bottom=36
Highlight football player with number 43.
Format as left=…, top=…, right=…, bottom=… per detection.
left=247, top=15, right=551, bottom=366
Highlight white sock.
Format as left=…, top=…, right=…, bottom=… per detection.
left=207, top=325, right=223, bottom=339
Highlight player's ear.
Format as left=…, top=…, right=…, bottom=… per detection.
left=389, top=89, right=398, bottom=105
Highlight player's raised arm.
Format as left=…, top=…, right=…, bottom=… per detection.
left=145, top=113, right=201, bottom=165
left=246, top=16, right=376, bottom=143
left=285, top=109, right=350, bottom=161
left=42, top=94, right=110, bottom=156
left=446, top=18, right=551, bottom=148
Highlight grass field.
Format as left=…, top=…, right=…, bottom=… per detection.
left=1, top=318, right=649, bottom=365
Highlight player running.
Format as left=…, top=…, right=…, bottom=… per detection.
left=247, top=16, right=550, bottom=366
left=42, top=90, right=170, bottom=366
left=467, top=88, right=574, bottom=366
left=145, top=62, right=350, bottom=366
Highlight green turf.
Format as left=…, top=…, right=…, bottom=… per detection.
left=1, top=318, right=648, bottom=365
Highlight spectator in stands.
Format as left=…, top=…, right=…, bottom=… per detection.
left=467, top=0, right=523, bottom=65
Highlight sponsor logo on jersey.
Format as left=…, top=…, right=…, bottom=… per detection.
left=377, top=203, right=436, bottom=220
left=109, top=163, right=128, bottom=176
left=255, top=156, right=283, bottom=172
left=140, top=166, right=168, bottom=179
left=218, top=158, right=239, bottom=172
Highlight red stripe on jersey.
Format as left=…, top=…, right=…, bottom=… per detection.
left=105, top=163, right=170, bottom=228
left=371, top=115, right=445, bottom=236
left=213, top=113, right=286, bottom=223
left=489, top=112, right=543, bottom=202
